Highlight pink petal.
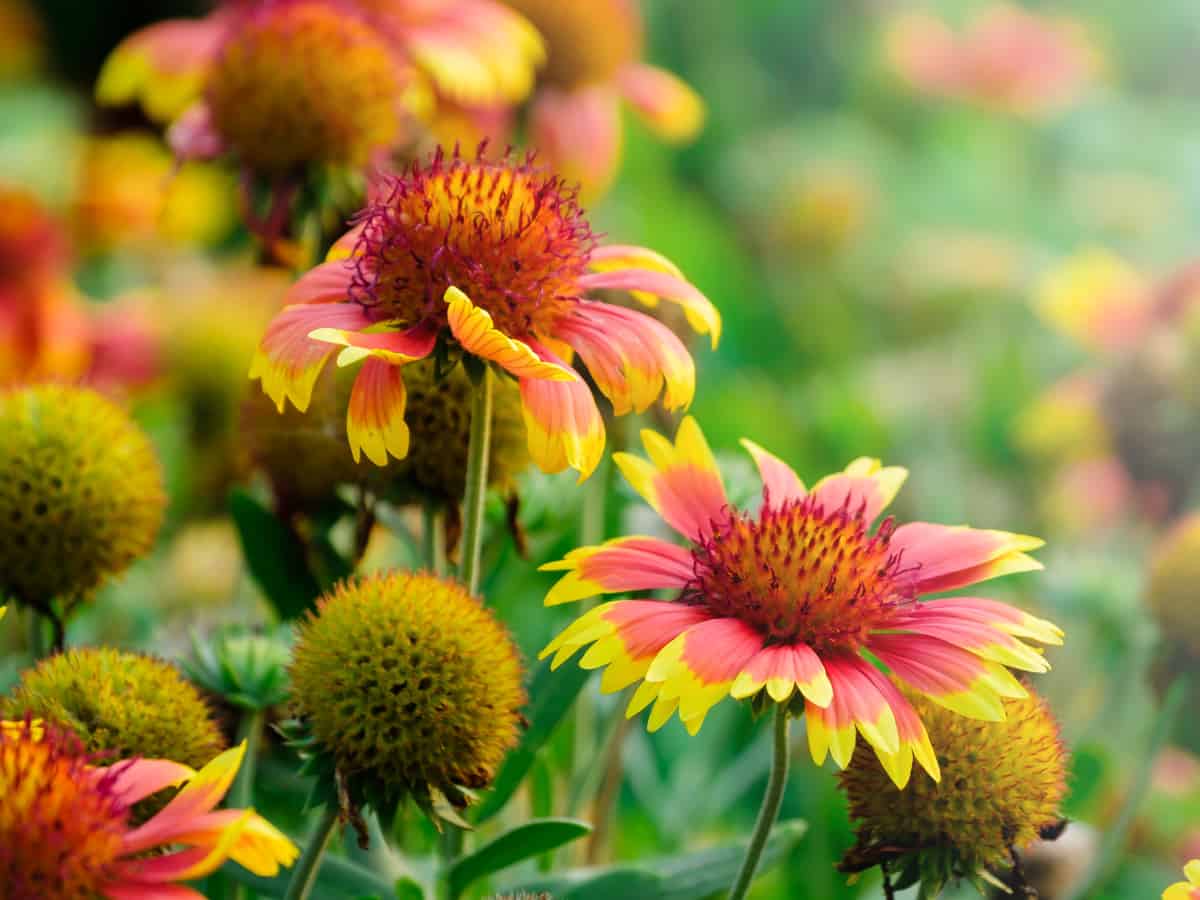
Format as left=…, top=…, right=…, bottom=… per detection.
left=739, top=439, right=806, bottom=506
left=890, top=522, right=1043, bottom=593
left=541, top=536, right=695, bottom=606
left=529, top=86, right=622, bottom=200
left=618, top=62, right=705, bottom=142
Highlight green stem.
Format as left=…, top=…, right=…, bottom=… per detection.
left=423, top=503, right=447, bottom=576
left=26, top=608, right=47, bottom=661
left=437, top=825, right=464, bottom=900
left=458, top=367, right=493, bottom=596
left=1063, top=676, right=1189, bottom=900
left=727, top=707, right=791, bottom=900
left=230, top=710, right=263, bottom=810
left=283, top=803, right=340, bottom=900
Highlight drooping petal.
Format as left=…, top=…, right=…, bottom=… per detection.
left=540, top=536, right=695, bottom=606
left=644, top=617, right=765, bottom=734
left=518, top=341, right=605, bottom=480
left=445, top=286, right=576, bottom=381
left=249, top=302, right=373, bottom=413
left=557, top=301, right=695, bottom=415
left=612, top=416, right=728, bottom=542
left=851, top=664, right=941, bottom=787
left=824, top=654, right=901, bottom=762
left=146, top=808, right=299, bottom=878
left=578, top=268, right=721, bottom=348
left=103, top=758, right=195, bottom=808
left=739, top=439, right=806, bottom=507
left=346, top=357, right=411, bottom=465
left=529, top=86, right=622, bottom=201
left=308, top=320, right=437, bottom=368
left=890, top=522, right=1044, bottom=593
left=618, top=63, right=706, bottom=142
left=729, top=641, right=832, bottom=707
left=588, top=244, right=686, bottom=278
left=809, top=457, right=908, bottom=523
left=116, top=811, right=254, bottom=883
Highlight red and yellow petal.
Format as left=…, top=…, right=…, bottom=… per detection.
left=739, top=438, right=806, bottom=507
left=558, top=301, right=695, bottom=415
left=325, top=223, right=367, bottom=262
left=588, top=244, right=686, bottom=278
left=890, top=522, right=1044, bottom=593
left=852, top=665, right=940, bottom=787
left=810, top=457, right=907, bottom=523
left=577, top=268, right=721, bottom=349
left=906, top=597, right=1064, bottom=649
left=445, top=286, right=576, bottom=381
left=519, top=345, right=605, bottom=480
left=540, top=536, right=695, bottom=606
left=104, top=758, right=195, bottom=809
left=346, top=358, right=411, bottom=465
left=308, top=320, right=437, bottom=368
left=147, top=808, right=298, bottom=878
left=613, top=416, right=729, bottom=543
left=1163, top=860, right=1200, bottom=900
left=618, top=62, right=706, bottom=143
left=643, top=617, right=764, bottom=734
left=890, top=603, right=1056, bottom=673
left=529, top=86, right=622, bottom=202
left=730, top=642, right=832, bottom=707
left=249, top=302, right=372, bottom=412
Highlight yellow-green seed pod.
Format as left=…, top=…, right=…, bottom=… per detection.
left=839, top=687, right=1067, bottom=880
left=5, top=647, right=227, bottom=768
left=0, top=384, right=165, bottom=607
left=290, top=571, right=525, bottom=798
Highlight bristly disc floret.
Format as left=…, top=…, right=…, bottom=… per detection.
left=687, top=493, right=917, bottom=650
left=349, top=146, right=595, bottom=339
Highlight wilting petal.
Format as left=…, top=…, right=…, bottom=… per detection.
left=445, top=286, right=575, bottom=380
left=730, top=641, right=832, bottom=707
left=618, top=63, right=705, bottom=142
left=809, top=457, right=908, bottom=523
left=890, top=522, right=1044, bottom=593
left=578, top=268, right=721, bottom=348
left=540, top=536, right=695, bottom=606
left=739, top=439, right=806, bottom=507
left=520, top=344, right=605, bottom=480
left=346, top=358, right=411, bottom=465
left=644, top=617, right=764, bottom=733
left=557, top=301, right=694, bottom=415
left=249, top=302, right=372, bottom=412
left=540, top=600, right=710, bottom=695
left=309, top=320, right=437, bottom=368
left=613, top=416, right=728, bottom=542
left=529, top=86, right=622, bottom=201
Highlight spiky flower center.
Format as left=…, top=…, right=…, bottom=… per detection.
left=350, top=150, right=593, bottom=340
left=687, top=496, right=915, bottom=650
left=207, top=1, right=403, bottom=172
left=0, top=724, right=128, bottom=897
left=507, top=0, right=640, bottom=87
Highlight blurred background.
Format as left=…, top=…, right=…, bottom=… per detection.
left=6, top=0, right=1200, bottom=897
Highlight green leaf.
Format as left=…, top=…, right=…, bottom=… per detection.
left=446, top=818, right=591, bottom=899
left=229, top=488, right=322, bottom=620
left=394, top=876, right=425, bottom=900
left=474, top=660, right=592, bottom=822
left=218, top=854, right=392, bottom=899
left=505, top=819, right=806, bottom=900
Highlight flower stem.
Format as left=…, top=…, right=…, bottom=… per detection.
left=459, top=367, right=493, bottom=596
left=423, top=502, right=447, bottom=576
left=727, top=706, right=791, bottom=900
left=230, top=710, right=263, bottom=810
left=283, top=803, right=340, bottom=900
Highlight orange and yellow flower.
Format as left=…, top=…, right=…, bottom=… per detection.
left=1165, top=860, right=1200, bottom=900
left=0, top=720, right=297, bottom=898
left=502, top=0, right=704, bottom=198
left=541, top=417, right=1060, bottom=788
left=249, top=147, right=719, bottom=478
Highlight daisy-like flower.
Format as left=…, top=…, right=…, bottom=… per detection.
left=97, top=0, right=542, bottom=173
left=541, top=417, right=1061, bottom=788
left=0, top=720, right=297, bottom=898
left=249, top=146, right=719, bottom=478
left=1167, top=861, right=1200, bottom=900
left=504, top=0, right=704, bottom=198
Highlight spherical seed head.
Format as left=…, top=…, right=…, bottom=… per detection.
left=505, top=0, right=640, bottom=87
left=5, top=647, right=227, bottom=770
left=350, top=148, right=594, bottom=340
left=392, top=357, right=529, bottom=504
left=1147, top=515, right=1200, bottom=654
left=0, top=722, right=129, bottom=897
left=687, top=495, right=915, bottom=652
left=290, top=572, right=526, bottom=795
left=206, top=0, right=405, bottom=172
left=0, top=384, right=166, bottom=606
left=840, top=689, right=1067, bottom=874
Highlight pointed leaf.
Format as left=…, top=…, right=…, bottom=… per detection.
left=447, top=818, right=592, bottom=898
left=229, top=488, right=322, bottom=620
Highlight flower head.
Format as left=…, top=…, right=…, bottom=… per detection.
left=251, top=147, right=719, bottom=479
left=0, top=720, right=297, bottom=898
left=289, top=572, right=524, bottom=807
left=838, top=688, right=1067, bottom=890
left=0, top=384, right=166, bottom=609
left=541, top=417, right=1060, bottom=787
left=1166, top=860, right=1200, bottom=900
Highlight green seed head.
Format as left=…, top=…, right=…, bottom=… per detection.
left=289, top=571, right=525, bottom=797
